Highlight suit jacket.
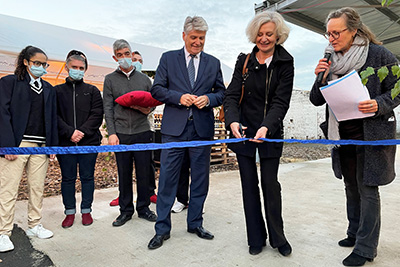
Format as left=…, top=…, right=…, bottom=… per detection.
left=0, top=74, right=58, bottom=147
left=151, top=48, right=225, bottom=138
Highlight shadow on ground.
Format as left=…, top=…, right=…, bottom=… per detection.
left=0, top=224, right=53, bottom=267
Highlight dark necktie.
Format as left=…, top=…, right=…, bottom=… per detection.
left=188, top=54, right=196, bottom=88
left=34, top=81, right=40, bottom=88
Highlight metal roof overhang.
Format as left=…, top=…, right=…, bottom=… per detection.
left=255, top=0, right=400, bottom=60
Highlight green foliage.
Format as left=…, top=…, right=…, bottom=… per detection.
left=391, top=80, right=400, bottom=100
left=377, top=66, right=389, bottom=83
left=105, top=152, right=112, bottom=161
left=381, top=0, right=395, bottom=6
left=360, top=67, right=375, bottom=85
left=392, top=65, right=400, bottom=79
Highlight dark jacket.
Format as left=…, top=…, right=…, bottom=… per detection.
left=55, top=78, right=103, bottom=146
left=0, top=73, right=58, bottom=147
left=310, top=43, right=400, bottom=186
left=224, top=45, right=294, bottom=158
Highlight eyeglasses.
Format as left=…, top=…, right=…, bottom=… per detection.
left=29, top=60, right=50, bottom=69
left=324, top=28, right=348, bottom=40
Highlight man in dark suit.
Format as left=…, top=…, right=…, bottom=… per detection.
left=148, top=16, right=225, bottom=249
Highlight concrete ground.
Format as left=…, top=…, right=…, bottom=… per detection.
left=6, top=153, right=400, bottom=267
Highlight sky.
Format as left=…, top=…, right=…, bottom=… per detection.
left=0, top=0, right=329, bottom=90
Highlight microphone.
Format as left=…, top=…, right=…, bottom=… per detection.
left=316, top=46, right=334, bottom=83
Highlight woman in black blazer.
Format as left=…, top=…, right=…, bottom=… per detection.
left=223, top=11, right=294, bottom=256
left=0, top=46, right=58, bottom=252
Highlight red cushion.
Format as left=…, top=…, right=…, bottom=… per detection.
left=115, top=91, right=163, bottom=108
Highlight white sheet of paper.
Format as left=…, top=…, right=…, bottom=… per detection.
left=320, top=70, right=374, bottom=121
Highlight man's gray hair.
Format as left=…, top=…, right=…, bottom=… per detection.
left=183, top=16, right=209, bottom=34
left=113, top=39, right=132, bottom=54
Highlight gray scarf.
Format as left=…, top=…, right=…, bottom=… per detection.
left=325, top=36, right=369, bottom=140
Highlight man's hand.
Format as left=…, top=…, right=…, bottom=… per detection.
left=250, top=126, right=268, bottom=143
left=180, top=94, right=198, bottom=107
left=108, top=134, right=120, bottom=146
left=193, top=95, right=209, bottom=109
left=5, top=155, right=18, bottom=161
left=70, top=130, right=85, bottom=143
left=130, top=105, right=151, bottom=115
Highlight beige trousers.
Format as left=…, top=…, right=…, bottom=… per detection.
left=0, top=141, right=49, bottom=236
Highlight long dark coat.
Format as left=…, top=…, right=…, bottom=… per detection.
left=310, top=43, right=400, bottom=186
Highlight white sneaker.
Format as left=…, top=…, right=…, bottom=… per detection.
left=0, top=234, right=14, bottom=252
left=26, top=224, right=53, bottom=239
left=171, top=201, right=186, bottom=213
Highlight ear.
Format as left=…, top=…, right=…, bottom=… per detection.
left=182, top=32, right=186, bottom=42
left=23, top=59, right=29, bottom=67
left=64, top=63, right=69, bottom=73
left=112, top=55, right=118, bottom=62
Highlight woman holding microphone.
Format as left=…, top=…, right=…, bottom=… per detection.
left=310, top=7, right=399, bottom=266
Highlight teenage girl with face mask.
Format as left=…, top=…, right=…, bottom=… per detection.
left=0, top=46, right=58, bottom=252
left=54, top=50, right=104, bottom=228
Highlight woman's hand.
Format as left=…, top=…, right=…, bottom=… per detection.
left=5, top=155, right=18, bottom=161
left=359, top=99, right=378, bottom=113
left=230, top=122, right=247, bottom=139
left=315, top=58, right=331, bottom=84
left=70, top=130, right=84, bottom=143
left=250, top=126, right=268, bottom=143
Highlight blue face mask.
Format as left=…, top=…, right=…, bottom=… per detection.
left=69, top=68, right=85, bottom=80
left=30, top=65, right=47, bottom=78
left=132, top=61, right=142, bottom=72
left=117, top=58, right=133, bottom=69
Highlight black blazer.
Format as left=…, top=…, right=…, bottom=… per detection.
left=224, top=45, right=294, bottom=158
left=0, top=73, right=58, bottom=147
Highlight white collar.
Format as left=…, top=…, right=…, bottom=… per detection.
left=28, top=73, right=42, bottom=88
left=184, top=47, right=201, bottom=59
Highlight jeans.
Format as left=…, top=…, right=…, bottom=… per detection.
left=58, top=153, right=98, bottom=215
left=339, top=145, right=380, bottom=259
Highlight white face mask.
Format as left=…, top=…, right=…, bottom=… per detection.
left=117, top=58, right=133, bottom=69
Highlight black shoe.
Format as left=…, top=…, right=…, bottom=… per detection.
left=187, top=226, right=214, bottom=240
left=112, top=214, right=132, bottom=227
left=339, top=236, right=356, bottom=247
left=138, top=210, right=157, bottom=222
left=278, top=242, right=292, bottom=256
left=343, top=252, right=373, bottom=266
left=148, top=234, right=170, bottom=249
left=249, top=246, right=263, bottom=255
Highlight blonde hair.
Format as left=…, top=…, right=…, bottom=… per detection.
left=326, top=7, right=382, bottom=45
left=246, top=11, right=290, bottom=45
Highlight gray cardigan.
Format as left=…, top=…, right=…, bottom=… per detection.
left=310, top=43, right=400, bottom=186
left=103, top=68, right=152, bottom=135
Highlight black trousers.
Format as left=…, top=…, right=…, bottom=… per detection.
left=236, top=154, right=287, bottom=248
left=115, top=131, right=154, bottom=215
left=339, top=145, right=380, bottom=259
